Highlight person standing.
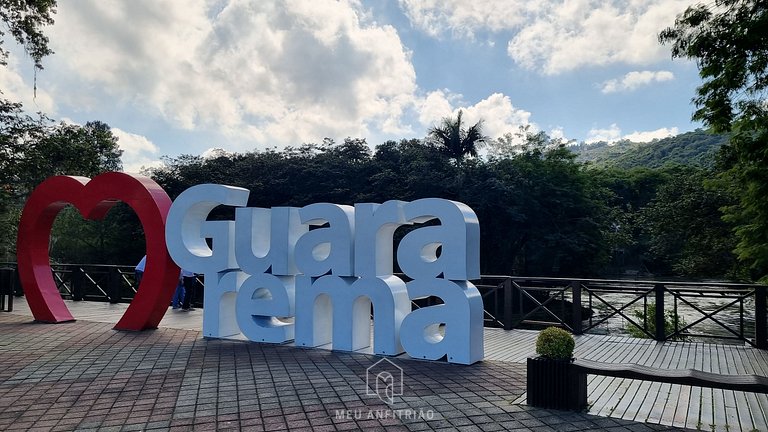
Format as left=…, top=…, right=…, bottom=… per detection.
left=134, top=255, right=147, bottom=287
left=172, top=270, right=186, bottom=309
left=181, top=269, right=197, bottom=311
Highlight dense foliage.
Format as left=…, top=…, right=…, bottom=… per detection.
left=427, top=110, right=488, bottom=161
left=626, top=303, right=688, bottom=341
left=0, top=99, right=749, bottom=279
left=0, top=0, right=760, bottom=283
left=142, top=132, right=747, bottom=280
left=0, top=109, right=125, bottom=262
left=535, top=327, right=575, bottom=360
left=152, top=136, right=615, bottom=276
left=660, top=0, right=768, bottom=281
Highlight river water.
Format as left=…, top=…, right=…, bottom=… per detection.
left=582, top=291, right=755, bottom=345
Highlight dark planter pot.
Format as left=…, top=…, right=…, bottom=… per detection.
left=526, top=357, right=587, bottom=410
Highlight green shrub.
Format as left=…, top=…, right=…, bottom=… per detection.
left=625, top=303, right=688, bottom=341
left=535, top=327, right=575, bottom=360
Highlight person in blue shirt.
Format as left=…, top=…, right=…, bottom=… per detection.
left=172, top=270, right=186, bottom=309
left=134, top=255, right=147, bottom=286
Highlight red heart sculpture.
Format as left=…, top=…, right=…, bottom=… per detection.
left=16, top=172, right=180, bottom=331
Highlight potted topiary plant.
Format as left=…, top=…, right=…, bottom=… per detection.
left=526, top=327, right=586, bottom=410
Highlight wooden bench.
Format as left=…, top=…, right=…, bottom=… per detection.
left=572, top=358, right=768, bottom=394
left=526, top=357, right=768, bottom=411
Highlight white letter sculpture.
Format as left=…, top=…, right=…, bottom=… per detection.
left=397, top=198, right=480, bottom=280
left=165, top=188, right=484, bottom=364
left=165, top=184, right=249, bottom=338
left=295, top=275, right=409, bottom=355
left=236, top=273, right=295, bottom=343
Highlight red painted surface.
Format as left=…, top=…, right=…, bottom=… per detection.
left=16, top=172, right=180, bottom=331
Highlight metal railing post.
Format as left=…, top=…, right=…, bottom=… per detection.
left=12, top=266, right=21, bottom=298
left=72, top=267, right=83, bottom=301
left=756, top=286, right=767, bottom=349
left=504, top=278, right=513, bottom=330
left=108, top=267, right=121, bottom=304
left=8, top=266, right=16, bottom=310
left=572, top=281, right=582, bottom=335
left=0, top=267, right=9, bottom=311
left=655, top=284, right=665, bottom=341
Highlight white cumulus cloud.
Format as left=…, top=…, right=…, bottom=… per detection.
left=624, top=127, right=678, bottom=142
left=111, top=128, right=162, bottom=173
left=586, top=124, right=678, bottom=144
left=400, top=0, right=696, bottom=74
left=586, top=123, right=623, bottom=144
left=398, top=0, right=542, bottom=38
left=0, top=54, right=55, bottom=113
left=46, top=0, right=418, bottom=150
left=601, top=70, right=674, bottom=93
left=549, top=127, right=567, bottom=141
left=417, top=90, right=533, bottom=140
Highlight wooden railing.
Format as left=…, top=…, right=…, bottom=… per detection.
left=474, top=276, right=768, bottom=348
left=0, top=262, right=204, bottom=309
left=2, top=263, right=766, bottom=348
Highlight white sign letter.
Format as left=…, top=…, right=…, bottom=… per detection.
left=399, top=279, right=484, bottom=364
left=202, top=270, right=244, bottom=338
left=165, top=184, right=249, bottom=274
left=294, top=275, right=409, bottom=354
left=294, top=203, right=355, bottom=276
left=235, top=207, right=307, bottom=275
left=354, top=201, right=408, bottom=277
left=236, top=273, right=295, bottom=343
left=396, top=199, right=480, bottom=280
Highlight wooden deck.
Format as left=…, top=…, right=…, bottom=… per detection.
left=5, top=297, right=768, bottom=432
left=487, top=328, right=768, bottom=432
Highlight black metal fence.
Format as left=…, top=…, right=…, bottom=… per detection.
left=0, top=262, right=204, bottom=310
left=0, top=264, right=19, bottom=312
left=474, top=276, right=768, bottom=348
left=2, top=263, right=766, bottom=348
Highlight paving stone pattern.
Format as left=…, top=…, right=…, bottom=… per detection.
left=0, top=314, right=692, bottom=431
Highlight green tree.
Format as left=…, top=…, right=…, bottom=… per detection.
left=17, top=121, right=123, bottom=196
left=0, top=100, right=46, bottom=211
left=626, top=303, right=688, bottom=341
left=149, top=131, right=748, bottom=279
left=660, top=0, right=768, bottom=280
left=427, top=110, right=488, bottom=162
left=590, top=167, right=671, bottom=276
left=0, top=0, right=56, bottom=71
left=0, top=1, right=138, bottom=265
left=487, top=125, right=572, bottom=159
left=0, top=0, right=60, bottom=212
left=1, top=120, right=123, bottom=207
left=0, top=118, right=123, bottom=261
left=371, top=138, right=456, bottom=201
left=639, top=166, right=741, bottom=278
left=49, top=203, right=143, bottom=265
left=470, top=131, right=611, bottom=275
left=659, top=1, right=768, bottom=133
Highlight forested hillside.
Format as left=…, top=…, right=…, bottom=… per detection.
left=570, top=129, right=728, bottom=168
left=141, top=132, right=746, bottom=281
left=0, top=127, right=750, bottom=281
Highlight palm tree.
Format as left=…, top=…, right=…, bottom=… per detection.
left=427, top=110, right=488, bottom=161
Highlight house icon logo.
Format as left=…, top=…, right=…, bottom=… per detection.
left=366, top=358, right=403, bottom=405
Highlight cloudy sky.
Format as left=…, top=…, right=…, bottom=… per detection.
left=1, top=0, right=703, bottom=172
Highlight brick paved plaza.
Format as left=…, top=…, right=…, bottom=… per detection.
left=0, top=313, right=690, bottom=431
